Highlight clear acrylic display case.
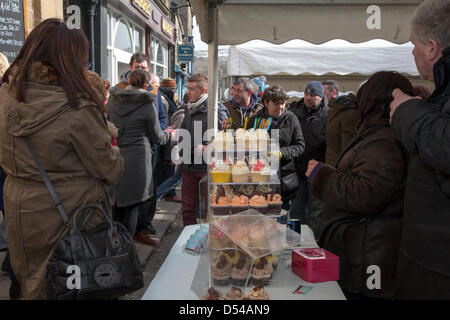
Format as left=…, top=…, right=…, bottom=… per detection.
left=203, top=210, right=302, bottom=299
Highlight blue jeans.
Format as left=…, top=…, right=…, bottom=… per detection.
left=156, top=165, right=182, bottom=202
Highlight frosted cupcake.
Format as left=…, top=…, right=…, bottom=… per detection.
left=214, top=130, right=234, bottom=151
left=247, top=285, right=270, bottom=300
left=211, top=196, right=231, bottom=215
left=267, top=193, right=282, bottom=214
left=212, top=255, right=232, bottom=286
left=251, top=257, right=273, bottom=285
left=231, top=195, right=249, bottom=214
left=256, top=128, right=270, bottom=150
left=248, top=223, right=268, bottom=247
left=202, top=287, right=223, bottom=300
left=231, top=161, right=250, bottom=183
left=250, top=160, right=271, bottom=183
left=224, top=287, right=244, bottom=300
left=231, top=254, right=251, bottom=286
left=230, top=224, right=249, bottom=246
left=246, top=129, right=258, bottom=150
left=210, top=224, right=227, bottom=248
left=210, top=160, right=231, bottom=183
left=235, top=128, right=246, bottom=151
left=249, top=195, right=268, bottom=214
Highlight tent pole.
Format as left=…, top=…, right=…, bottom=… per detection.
left=207, top=1, right=219, bottom=132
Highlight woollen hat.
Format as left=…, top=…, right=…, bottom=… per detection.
left=305, top=81, right=324, bottom=98
left=161, top=77, right=177, bottom=89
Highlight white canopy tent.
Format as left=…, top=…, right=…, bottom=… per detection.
left=228, top=39, right=419, bottom=77
left=189, top=0, right=423, bottom=129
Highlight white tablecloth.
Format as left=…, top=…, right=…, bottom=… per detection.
left=141, top=224, right=346, bottom=300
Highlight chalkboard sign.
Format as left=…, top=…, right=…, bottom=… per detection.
left=0, top=0, right=25, bottom=63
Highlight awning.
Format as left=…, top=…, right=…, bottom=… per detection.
left=228, top=39, right=419, bottom=76
left=189, top=0, right=423, bottom=129
left=191, top=0, right=421, bottom=45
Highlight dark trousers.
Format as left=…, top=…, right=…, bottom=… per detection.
left=181, top=171, right=207, bottom=226
left=290, top=180, right=324, bottom=239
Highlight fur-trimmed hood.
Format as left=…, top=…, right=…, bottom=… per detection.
left=2, top=61, right=106, bottom=136
left=108, top=86, right=156, bottom=117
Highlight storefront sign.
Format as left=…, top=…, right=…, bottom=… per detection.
left=178, top=45, right=194, bottom=62
left=152, top=7, right=161, bottom=24
left=131, top=0, right=151, bottom=18
left=0, top=0, right=25, bottom=63
left=161, top=18, right=174, bottom=38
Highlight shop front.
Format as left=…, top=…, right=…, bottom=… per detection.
left=102, top=0, right=176, bottom=86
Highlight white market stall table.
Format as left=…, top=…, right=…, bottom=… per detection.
left=141, top=224, right=346, bottom=300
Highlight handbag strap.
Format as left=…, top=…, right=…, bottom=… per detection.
left=24, top=137, right=69, bottom=224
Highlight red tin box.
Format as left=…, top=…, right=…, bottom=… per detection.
left=292, top=248, right=340, bottom=283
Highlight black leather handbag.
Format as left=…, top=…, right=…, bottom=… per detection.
left=25, top=137, right=144, bottom=300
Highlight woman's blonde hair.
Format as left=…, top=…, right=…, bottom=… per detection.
left=0, top=52, right=10, bottom=78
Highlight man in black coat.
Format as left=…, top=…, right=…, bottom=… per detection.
left=178, top=74, right=229, bottom=226
left=389, top=0, right=450, bottom=299
left=289, top=81, right=329, bottom=237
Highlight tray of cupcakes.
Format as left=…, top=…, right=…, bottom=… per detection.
left=210, top=184, right=283, bottom=216
left=209, top=157, right=279, bottom=185
left=205, top=210, right=302, bottom=300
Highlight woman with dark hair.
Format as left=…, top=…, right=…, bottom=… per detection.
left=0, top=19, right=124, bottom=299
left=107, top=69, right=175, bottom=245
left=305, top=71, right=414, bottom=299
left=248, top=85, right=305, bottom=201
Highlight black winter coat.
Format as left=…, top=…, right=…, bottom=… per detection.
left=248, top=107, right=305, bottom=199
left=391, top=47, right=450, bottom=299
left=180, top=99, right=229, bottom=173
left=290, top=98, right=329, bottom=179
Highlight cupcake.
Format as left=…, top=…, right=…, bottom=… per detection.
left=235, top=128, right=246, bottom=151
left=231, top=195, right=249, bottom=214
left=231, top=254, right=251, bottom=286
left=212, top=255, right=232, bottom=286
left=210, top=224, right=227, bottom=248
left=211, top=196, right=231, bottom=216
left=222, top=249, right=240, bottom=266
left=247, top=285, right=270, bottom=300
left=248, top=223, right=268, bottom=248
left=238, top=185, right=255, bottom=198
left=210, top=160, right=231, bottom=183
left=214, top=130, right=234, bottom=151
left=252, top=257, right=273, bottom=285
left=202, top=287, right=223, bottom=300
left=249, top=195, right=268, bottom=214
left=231, top=161, right=250, bottom=183
left=265, top=254, right=278, bottom=271
left=256, top=128, right=270, bottom=150
left=230, top=224, right=249, bottom=246
left=246, top=129, right=258, bottom=150
left=224, top=287, right=244, bottom=300
left=267, top=193, right=282, bottom=214
left=250, top=160, right=271, bottom=183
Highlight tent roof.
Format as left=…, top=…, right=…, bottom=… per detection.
left=228, top=39, right=419, bottom=76
left=191, top=0, right=422, bottom=45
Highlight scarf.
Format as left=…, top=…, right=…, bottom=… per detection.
left=188, top=94, right=208, bottom=115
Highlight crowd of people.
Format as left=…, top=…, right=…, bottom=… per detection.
left=0, top=0, right=448, bottom=300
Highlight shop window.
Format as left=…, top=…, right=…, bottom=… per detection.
left=151, top=38, right=168, bottom=80
left=115, top=19, right=133, bottom=53
left=106, top=7, right=145, bottom=85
